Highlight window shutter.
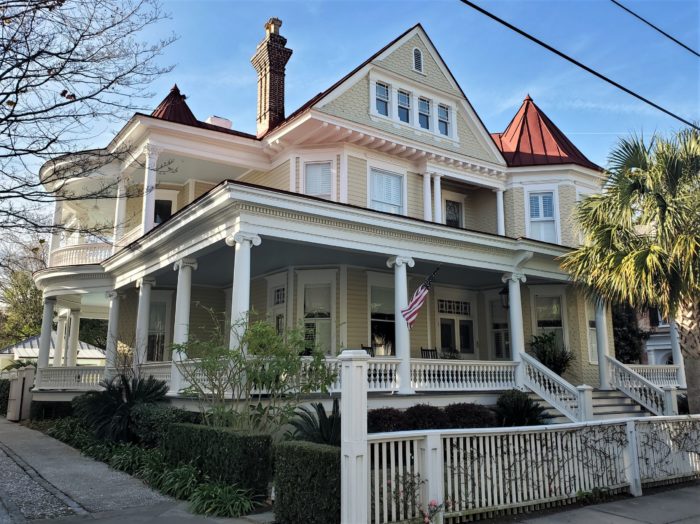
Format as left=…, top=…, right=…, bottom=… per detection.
left=413, top=48, right=423, bottom=72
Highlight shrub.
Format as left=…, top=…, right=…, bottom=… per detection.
left=72, top=374, right=168, bottom=443
left=494, top=390, right=550, bottom=427
left=161, top=423, right=272, bottom=497
left=82, top=441, right=115, bottom=462
left=444, top=403, right=497, bottom=429
left=274, top=441, right=340, bottom=524
left=137, top=449, right=169, bottom=488
left=368, top=408, right=406, bottom=433
left=0, top=379, right=9, bottom=416
left=403, top=404, right=449, bottom=430
left=159, top=464, right=202, bottom=500
left=47, top=417, right=100, bottom=450
left=189, top=482, right=258, bottom=518
left=108, top=443, right=151, bottom=474
left=530, top=332, right=575, bottom=376
left=130, top=403, right=192, bottom=448
left=287, top=399, right=340, bottom=446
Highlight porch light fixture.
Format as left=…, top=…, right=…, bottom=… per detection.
left=499, top=285, right=509, bottom=309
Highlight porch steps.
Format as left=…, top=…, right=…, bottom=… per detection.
left=529, top=390, right=649, bottom=424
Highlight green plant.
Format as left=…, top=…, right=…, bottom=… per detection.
left=130, top=403, right=191, bottom=448
left=0, top=379, right=9, bottom=416
left=189, top=482, right=258, bottom=518
left=274, top=441, right=340, bottom=524
left=444, top=403, right=497, bottom=429
left=82, top=442, right=114, bottom=462
left=403, top=404, right=449, bottom=430
left=136, top=449, right=169, bottom=488
left=47, top=417, right=101, bottom=449
left=2, top=359, right=36, bottom=371
left=161, top=423, right=272, bottom=497
left=530, top=332, right=575, bottom=376
left=495, top=390, right=550, bottom=427
left=287, top=399, right=340, bottom=446
left=108, top=443, right=150, bottom=474
left=367, top=408, right=406, bottom=433
left=613, top=303, right=649, bottom=363
left=159, top=464, right=202, bottom=500
left=72, top=374, right=168, bottom=443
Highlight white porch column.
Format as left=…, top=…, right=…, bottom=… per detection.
left=595, top=301, right=611, bottom=389
left=432, top=174, right=442, bottom=223
left=52, top=316, right=67, bottom=367
left=339, top=350, right=369, bottom=524
left=48, top=200, right=62, bottom=265
left=225, top=232, right=262, bottom=349
left=112, top=175, right=128, bottom=252
left=387, top=255, right=415, bottom=395
left=105, top=291, right=121, bottom=372
left=170, top=258, right=198, bottom=394
left=670, top=318, right=687, bottom=389
left=496, top=189, right=505, bottom=236
left=134, top=277, right=155, bottom=371
left=503, top=272, right=526, bottom=388
left=37, top=297, right=56, bottom=370
left=140, top=145, right=161, bottom=235
left=422, top=172, right=432, bottom=221
left=66, top=309, right=81, bottom=367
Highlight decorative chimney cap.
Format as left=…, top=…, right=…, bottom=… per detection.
left=265, top=17, right=282, bottom=36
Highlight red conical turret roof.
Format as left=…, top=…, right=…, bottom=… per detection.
left=151, top=84, right=198, bottom=126
left=491, top=96, right=600, bottom=171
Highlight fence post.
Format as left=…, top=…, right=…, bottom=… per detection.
left=577, top=385, right=594, bottom=421
left=624, top=420, right=643, bottom=497
left=662, top=386, right=678, bottom=416
left=421, top=433, right=445, bottom=524
left=340, top=349, right=369, bottom=524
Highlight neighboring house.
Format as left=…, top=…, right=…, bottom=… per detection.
left=0, top=332, right=105, bottom=369
left=31, top=20, right=683, bottom=419
left=640, top=308, right=674, bottom=365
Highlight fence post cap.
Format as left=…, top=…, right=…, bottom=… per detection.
left=338, top=349, right=371, bottom=361
left=577, top=384, right=594, bottom=391
left=662, top=385, right=677, bottom=391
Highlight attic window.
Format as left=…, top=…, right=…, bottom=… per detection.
left=413, top=48, right=423, bottom=73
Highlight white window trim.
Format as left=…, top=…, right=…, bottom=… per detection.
left=412, top=47, right=425, bottom=75
left=299, top=152, right=338, bottom=202
left=366, top=271, right=395, bottom=348
left=433, top=286, right=478, bottom=357
left=368, top=71, right=459, bottom=143
left=366, top=160, right=408, bottom=217
left=155, top=188, right=179, bottom=211
left=585, top=298, right=599, bottom=365
left=296, top=269, right=338, bottom=355
left=528, top=284, right=569, bottom=350
left=524, top=184, right=561, bottom=244
left=442, top=189, right=466, bottom=228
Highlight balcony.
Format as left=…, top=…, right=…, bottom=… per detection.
left=48, top=242, right=113, bottom=267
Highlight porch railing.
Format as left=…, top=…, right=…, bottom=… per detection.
left=138, top=362, right=172, bottom=384
left=607, top=356, right=672, bottom=416
left=521, top=352, right=584, bottom=422
left=410, top=359, right=517, bottom=391
left=35, top=366, right=104, bottom=390
left=48, top=242, right=112, bottom=267
left=628, top=364, right=682, bottom=388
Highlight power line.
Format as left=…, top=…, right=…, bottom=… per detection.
left=459, top=0, right=699, bottom=131
left=611, top=0, right=700, bottom=58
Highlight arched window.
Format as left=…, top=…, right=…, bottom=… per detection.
left=413, top=48, right=423, bottom=73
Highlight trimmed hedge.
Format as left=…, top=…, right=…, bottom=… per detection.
left=274, top=441, right=340, bottom=524
left=368, top=407, right=406, bottom=433
left=444, top=402, right=496, bottom=429
left=403, top=404, right=449, bottom=430
left=130, top=403, right=192, bottom=448
left=0, top=380, right=9, bottom=416
left=161, top=423, right=272, bottom=497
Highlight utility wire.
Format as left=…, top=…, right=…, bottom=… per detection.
left=459, top=0, right=699, bottom=131
left=610, top=0, right=700, bottom=58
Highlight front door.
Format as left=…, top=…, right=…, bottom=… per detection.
left=435, top=289, right=476, bottom=358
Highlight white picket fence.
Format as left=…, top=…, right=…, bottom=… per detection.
left=338, top=351, right=700, bottom=524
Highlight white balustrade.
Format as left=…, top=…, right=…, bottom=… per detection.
left=36, top=366, right=104, bottom=390
left=367, top=358, right=399, bottom=392
left=628, top=364, right=682, bottom=388
left=49, top=242, right=113, bottom=267
left=521, top=353, right=584, bottom=422
left=138, top=361, right=172, bottom=386
left=607, top=357, right=670, bottom=416
left=411, top=359, right=517, bottom=391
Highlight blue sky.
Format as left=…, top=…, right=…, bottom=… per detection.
left=139, top=0, right=699, bottom=167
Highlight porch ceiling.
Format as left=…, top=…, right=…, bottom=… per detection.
left=147, top=237, right=553, bottom=290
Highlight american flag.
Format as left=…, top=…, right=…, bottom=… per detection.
left=401, top=267, right=440, bottom=329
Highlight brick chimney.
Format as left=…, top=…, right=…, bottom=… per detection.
left=251, top=17, right=293, bottom=137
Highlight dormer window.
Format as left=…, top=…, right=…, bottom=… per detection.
left=375, top=82, right=389, bottom=117
left=418, top=97, right=431, bottom=130
left=397, top=90, right=411, bottom=123
left=413, top=48, right=423, bottom=73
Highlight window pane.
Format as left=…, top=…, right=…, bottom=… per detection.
left=542, top=193, right=554, bottom=218
left=376, top=82, right=389, bottom=116
left=370, top=286, right=394, bottom=316
left=376, top=99, right=388, bottom=116
left=440, top=318, right=455, bottom=352
left=154, top=200, right=173, bottom=225
left=304, top=284, right=331, bottom=317
left=529, top=195, right=540, bottom=218
left=147, top=303, right=166, bottom=361
left=304, top=162, right=332, bottom=198
left=438, top=104, right=449, bottom=120
left=531, top=220, right=556, bottom=243
left=419, top=98, right=430, bottom=130
left=445, top=200, right=462, bottom=227
left=439, top=120, right=449, bottom=136
left=419, top=98, right=430, bottom=113
left=536, top=296, right=564, bottom=349
left=398, top=90, right=410, bottom=107
left=376, top=82, right=388, bottom=99
left=398, top=106, right=410, bottom=123
left=371, top=169, right=402, bottom=214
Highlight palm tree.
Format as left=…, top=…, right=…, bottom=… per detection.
left=561, top=128, right=700, bottom=411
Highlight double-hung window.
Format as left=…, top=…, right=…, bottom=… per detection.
left=529, top=192, right=557, bottom=243
left=303, top=284, right=332, bottom=355
left=370, top=168, right=403, bottom=214
left=376, top=82, right=389, bottom=117
left=418, top=97, right=431, bottom=130
left=438, top=104, right=450, bottom=136
left=397, top=90, right=411, bottom=123
left=586, top=300, right=598, bottom=364
left=304, top=161, right=332, bottom=200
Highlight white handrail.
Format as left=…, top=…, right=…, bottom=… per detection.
left=627, top=364, right=681, bottom=388
left=49, top=242, right=112, bottom=267
left=410, top=359, right=517, bottom=391
left=521, top=352, right=584, bottom=422
left=607, top=356, right=669, bottom=416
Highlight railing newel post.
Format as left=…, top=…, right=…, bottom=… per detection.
left=421, top=432, right=445, bottom=524
left=662, top=386, right=679, bottom=416
left=576, top=385, right=594, bottom=421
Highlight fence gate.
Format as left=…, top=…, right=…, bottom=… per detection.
left=6, top=367, right=34, bottom=422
